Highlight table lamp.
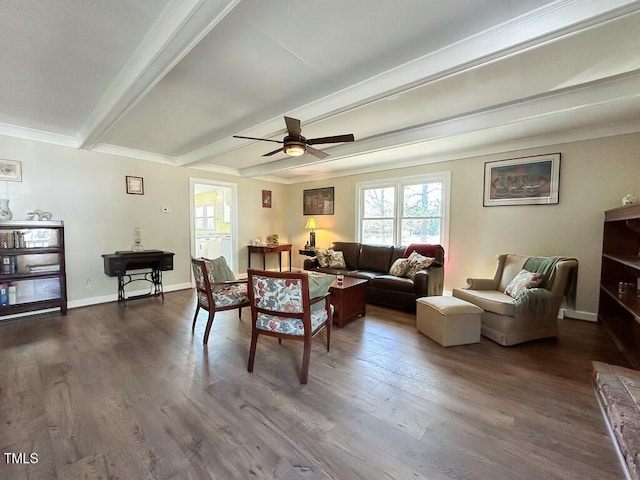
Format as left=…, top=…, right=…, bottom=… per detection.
left=305, top=217, right=318, bottom=248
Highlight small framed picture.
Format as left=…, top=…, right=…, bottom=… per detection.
left=126, top=176, right=144, bottom=195
left=262, top=190, right=272, bottom=208
left=0, top=159, right=22, bottom=182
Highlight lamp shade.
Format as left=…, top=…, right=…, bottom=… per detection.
left=305, top=217, right=319, bottom=230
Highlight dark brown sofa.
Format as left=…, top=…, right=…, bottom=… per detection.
left=303, top=242, right=444, bottom=312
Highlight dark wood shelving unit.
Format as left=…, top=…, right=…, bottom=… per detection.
left=599, top=204, right=640, bottom=368
left=0, top=220, right=67, bottom=318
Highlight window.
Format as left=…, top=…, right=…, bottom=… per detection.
left=357, top=172, right=450, bottom=249
left=195, top=204, right=215, bottom=230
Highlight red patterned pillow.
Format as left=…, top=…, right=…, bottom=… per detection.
left=504, top=269, right=544, bottom=298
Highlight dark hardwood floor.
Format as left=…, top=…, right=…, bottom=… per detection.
left=0, top=289, right=630, bottom=479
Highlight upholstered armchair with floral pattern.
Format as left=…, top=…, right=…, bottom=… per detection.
left=247, top=269, right=333, bottom=384
left=191, top=257, right=249, bottom=345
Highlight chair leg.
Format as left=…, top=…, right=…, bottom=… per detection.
left=238, top=307, right=242, bottom=319
left=248, top=330, right=258, bottom=373
left=326, top=318, right=331, bottom=351
left=203, top=310, right=215, bottom=345
left=300, top=339, right=311, bottom=384
left=192, top=306, right=200, bottom=333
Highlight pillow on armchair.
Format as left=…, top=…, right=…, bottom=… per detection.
left=504, top=269, right=544, bottom=298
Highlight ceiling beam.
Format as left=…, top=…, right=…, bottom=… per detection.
left=76, top=0, right=243, bottom=150
left=178, top=0, right=640, bottom=167
left=238, top=71, right=640, bottom=177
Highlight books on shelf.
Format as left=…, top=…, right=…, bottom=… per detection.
left=26, top=264, right=60, bottom=273
left=0, top=231, right=26, bottom=249
left=1, top=256, right=16, bottom=274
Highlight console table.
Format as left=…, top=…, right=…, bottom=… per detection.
left=247, top=244, right=292, bottom=271
left=102, top=250, right=174, bottom=304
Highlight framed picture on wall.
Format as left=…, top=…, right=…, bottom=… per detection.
left=126, top=176, right=144, bottom=195
left=303, top=187, right=334, bottom=215
left=0, top=159, right=22, bottom=182
left=262, top=190, right=272, bottom=208
left=483, top=153, right=560, bottom=206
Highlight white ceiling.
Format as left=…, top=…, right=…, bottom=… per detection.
left=1, top=0, right=639, bottom=183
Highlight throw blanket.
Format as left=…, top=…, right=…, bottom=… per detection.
left=514, top=287, right=553, bottom=318
left=523, top=256, right=578, bottom=308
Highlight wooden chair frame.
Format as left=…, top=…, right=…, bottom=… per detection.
left=247, top=269, right=332, bottom=384
left=191, top=257, right=249, bottom=345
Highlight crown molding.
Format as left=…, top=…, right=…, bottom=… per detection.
left=91, top=144, right=179, bottom=165
left=0, top=123, right=77, bottom=148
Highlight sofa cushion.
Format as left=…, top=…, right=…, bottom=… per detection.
left=504, top=269, right=544, bottom=298
left=452, top=288, right=516, bottom=316
left=358, top=244, right=393, bottom=273
left=370, top=275, right=415, bottom=294
left=404, top=251, right=436, bottom=280
left=389, top=257, right=410, bottom=277
left=327, top=250, right=346, bottom=269
left=315, top=248, right=333, bottom=267
left=347, top=270, right=378, bottom=281
left=332, top=242, right=361, bottom=270
left=405, top=244, right=445, bottom=266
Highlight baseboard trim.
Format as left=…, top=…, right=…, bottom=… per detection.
left=68, top=283, right=193, bottom=309
left=561, top=308, right=597, bottom=322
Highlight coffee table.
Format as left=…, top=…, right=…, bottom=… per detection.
left=329, top=276, right=368, bottom=327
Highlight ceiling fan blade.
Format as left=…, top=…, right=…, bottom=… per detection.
left=307, top=134, right=355, bottom=145
left=233, top=135, right=282, bottom=144
left=306, top=146, right=330, bottom=159
left=262, top=147, right=285, bottom=157
left=284, top=116, right=301, bottom=136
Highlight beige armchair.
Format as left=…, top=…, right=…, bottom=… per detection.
left=452, top=254, right=578, bottom=346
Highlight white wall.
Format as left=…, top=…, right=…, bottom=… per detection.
left=3, top=131, right=639, bottom=317
left=287, top=132, right=640, bottom=318
left=0, top=135, right=288, bottom=307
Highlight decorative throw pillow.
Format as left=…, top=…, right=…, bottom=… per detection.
left=205, top=256, right=235, bottom=282
left=504, top=269, right=544, bottom=298
left=404, top=253, right=435, bottom=280
left=389, top=258, right=410, bottom=277
left=315, top=249, right=333, bottom=268
left=327, top=250, right=346, bottom=269
left=307, top=271, right=335, bottom=312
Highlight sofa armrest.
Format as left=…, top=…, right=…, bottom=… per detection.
left=466, top=278, right=499, bottom=290
left=303, top=257, right=319, bottom=270
left=414, top=266, right=444, bottom=297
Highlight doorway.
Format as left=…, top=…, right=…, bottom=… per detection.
left=189, top=178, right=238, bottom=273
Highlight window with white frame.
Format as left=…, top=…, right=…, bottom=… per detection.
left=357, top=172, right=450, bottom=249
left=195, top=204, right=215, bottom=230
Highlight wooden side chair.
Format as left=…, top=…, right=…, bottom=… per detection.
left=191, top=257, right=249, bottom=345
left=247, top=269, right=332, bottom=384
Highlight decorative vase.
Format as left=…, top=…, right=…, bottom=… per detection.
left=0, top=199, right=12, bottom=220
left=132, top=226, right=144, bottom=252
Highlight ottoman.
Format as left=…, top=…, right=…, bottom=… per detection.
left=416, top=296, right=483, bottom=347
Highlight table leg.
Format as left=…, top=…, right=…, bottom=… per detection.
left=288, top=250, right=292, bottom=271
left=278, top=253, right=282, bottom=271
left=248, top=251, right=251, bottom=270
left=262, top=252, right=266, bottom=270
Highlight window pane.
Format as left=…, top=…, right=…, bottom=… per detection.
left=206, top=206, right=214, bottom=217
left=195, top=206, right=204, bottom=217
left=403, top=183, right=441, bottom=217
left=362, top=219, right=394, bottom=244
left=401, top=219, right=441, bottom=245
left=363, top=187, right=395, bottom=218
left=206, top=218, right=215, bottom=229
left=195, top=218, right=204, bottom=229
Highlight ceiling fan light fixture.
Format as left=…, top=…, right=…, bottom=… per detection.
left=284, top=142, right=306, bottom=157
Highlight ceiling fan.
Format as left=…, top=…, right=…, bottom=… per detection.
left=233, top=116, right=355, bottom=159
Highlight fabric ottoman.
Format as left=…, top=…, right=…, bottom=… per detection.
left=416, top=296, right=483, bottom=347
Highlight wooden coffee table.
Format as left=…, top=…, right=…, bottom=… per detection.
left=329, top=276, right=368, bottom=327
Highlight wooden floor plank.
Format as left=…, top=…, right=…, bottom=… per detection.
left=0, top=290, right=630, bottom=479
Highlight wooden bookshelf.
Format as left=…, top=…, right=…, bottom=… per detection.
left=0, top=220, right=67, bottom=318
